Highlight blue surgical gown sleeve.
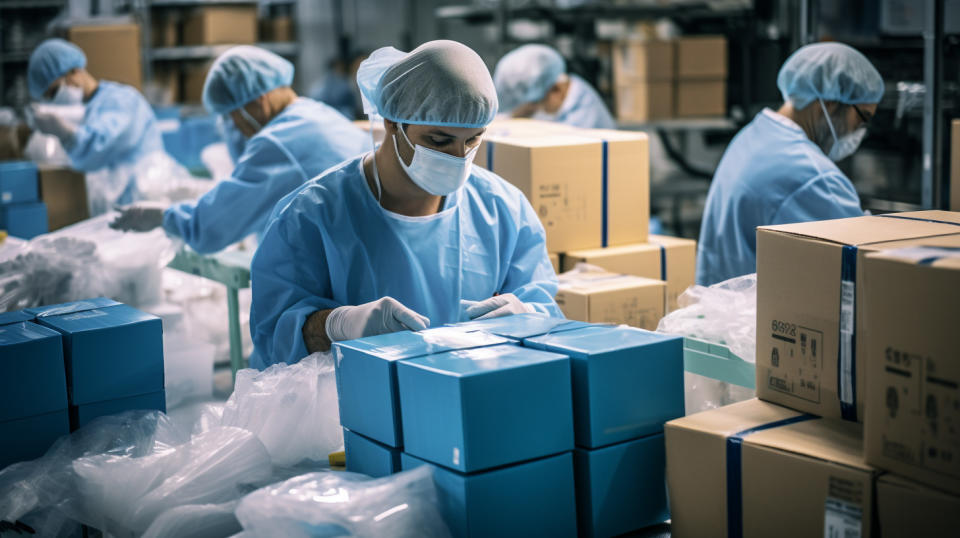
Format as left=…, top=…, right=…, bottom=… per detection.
left=67, top=87, right=157, bottom=172
left=771, top=171, right=865, bottom=225
left=500, top=195, right=563, bottom=317
left=162, top=133, right=306, bottom=254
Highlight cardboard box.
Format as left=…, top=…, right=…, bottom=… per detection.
left=615, top=81, right=673, bottom=123
left=481, top=117, right=574, bottom=138
left=68, top=24, right=142, bottom=90
left=396, top=344, right=574, bottom=472
left=555, top=272, right=666, bottom=330
left=549, top=252, right=560, bottom=274
left=756, top=212, right=960, bottom=422
left=526, top=325, right=684, bottom=448
left=401, top=451, right=578, bottom=538
left=183, top=6, right=257, bottom=45
left=449, top=313, right=589, bottom=342
left=574, top=433, right=669, bottom=537
left=665, top=399, right=879, bottom=538
left=862, top=236, right=960, bottom=494
left=151, top=12, right=179, bottom=47
left=952, top=119, right=960, bottom=211
left=650, top=235, right=697, bottom=310
left=181, top=62, right=211, bottom=104
left=260, top=16, right=295, bottom=42
left=27, top=298, right=164, bottom=405
left=344, top=428, right=401, bottom=478
left=37, top=166, right=88, bottom=231
left=332, top=328, right=509, bottom=447
left=676, top=35, right=728, bottom=79
left=612, top=40, right=675, bottom=83
left=676, top=78, right=726, bottom=118
left=0, top=201, right=48, bottom=239
left=71, top=390, right=166, bottom=431
left=876, top=474, right=960, bottom=538
left=0, top=161, right=38, bottom=204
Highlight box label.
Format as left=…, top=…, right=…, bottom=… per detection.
left=839, top=280, right=855, bottom=408
left=765, top=321, right=825, bottom=404
left=823, top=497, right=862, bottom=538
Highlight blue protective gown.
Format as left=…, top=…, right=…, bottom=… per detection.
left=548, top=74, right=616, bottom=129
left=250, top=155, right=562, bottom=368
left=162, top=98, right=371, bottom=254
left=696, top=109, right=864, bottom=286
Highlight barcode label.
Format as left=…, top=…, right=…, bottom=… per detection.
left=824, top=497, right=861, bottom=538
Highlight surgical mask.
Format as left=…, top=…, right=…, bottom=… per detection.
left=394, top=126, right=478, bottom=196
left=51, top=84, right=83, bottom=106
left=218, top=115, right=247, bottom=163
left=819, top=98, right=866, bottom=162
left=238, top=107, right=263, bottom=132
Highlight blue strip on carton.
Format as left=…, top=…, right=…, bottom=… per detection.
left=448, top=313, right=590, bottom=341
left=0, top=201, right=48, bottom=239
left=401, top=452, right=578, bottom=538
left=0, top=161, right=39, bottom=204
left=344, top=428, right=401, bottom=478
left=525, top=325, right=684, bottom=448
left=332, top=327, right=510, bottom=447
left=28, top=298, right=165, bottom=405
left=574, top=433, right=669, bottom=538
left=71, top=390, right=166, bottom=431
left=397, top=344, right=574, bottom=472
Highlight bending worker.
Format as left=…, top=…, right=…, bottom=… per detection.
left=27, top=38, right=163, bottom=213
left=697, top=42, right=883, bottom=285
left=112, top=46, right=371, bottom=253
left=493, top=44, right=615, bottom=129
left=250, top=40, right=562, bottom=368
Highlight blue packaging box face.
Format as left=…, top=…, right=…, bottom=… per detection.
left=0, top=161, right=39, bottom=205
left=344, top=428, right=401, bottom=478
left=71, top=390, right=166, bottom=431
left=0, top=409, right=69, bottom=469
left=0, top=321, right=67, bottom=422
left=333, top=328, right=510, bottom=448
left=574, top=433, right=669, bottom=538
left=0, top=310, right=33, bottom=326
left=397, top=344, right=574, bottom=473
left=33, top=300, right=164, bottom=405
left=401, top=452, right=577, bottom=538
left=448, top=313, right=590, bottom=341
left=525, top=326, right=684, bottom=448
left=0, top=202, right=48, bottom=239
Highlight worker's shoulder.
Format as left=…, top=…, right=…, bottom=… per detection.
left=467, top=165, right=527, bottom=204
left=274, top=156, right=363, bottom=212
left=261, top=98, right=365, bottom=141
left=92, top=80, right=148, bottom=103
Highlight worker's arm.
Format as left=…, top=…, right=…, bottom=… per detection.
left=771, top=171, right=865, bottom=225
left=68, top=87, right=155, bottom=172
left=302, top=309, right=334, bottom=353
left=499, top=192, right=564, bottom=317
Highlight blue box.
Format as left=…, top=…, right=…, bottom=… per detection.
left=0, top=410, right=69, bottom=469
left=0, top=161, right=39, bottom=204
left=0, top=201, right=48, bottom=239
left=574, top=433, right=669, bottom=538
left=448, top=313, right=590, bottom=341
left=333, top=327, right=510, bottom=447
left=344, top=428, right=401, bottom=478
left=0, top=321, right=67, bottom=422
left=525, top=325, right=684, bottom=448
left=71, top=390, right=166, bottom=431
left=29, top=298, right=165, bottom=405
left=0, top=310, right=34, bottom=326
left=401, top=452, right=577, bottom=538
left=397, top=344, right=574, bottom=472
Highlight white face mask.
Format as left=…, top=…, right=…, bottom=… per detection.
left=51, top=84, right=84, bottom=106
left=238, top=107, right=263, bottom=132
left=394, top=126, right=478, bottom=196
left=819, top=98, right=866, bottom=162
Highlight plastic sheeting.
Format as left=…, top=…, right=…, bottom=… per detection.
left=141, top=502, right=241, bottom=538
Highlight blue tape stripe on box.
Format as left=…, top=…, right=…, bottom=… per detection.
left=659, top=244, right=667, bottom=281
left=876, top=214, right=960, bottom=227
left=601, top=140, right=609, bottom=248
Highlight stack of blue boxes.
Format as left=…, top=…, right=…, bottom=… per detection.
left=333, top=314, right=684, bottom=538
left=0, top=297, right=165, bottom=469
left=0, top=161, right=48, bottom=239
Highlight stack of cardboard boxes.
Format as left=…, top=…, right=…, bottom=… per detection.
left=68, top=23, right=143, bottom=91
left=334, top=314, right=685, bottom=537
left=0, top=161, right=47, bottom=239
left=665, top=211, right=960, bottom=537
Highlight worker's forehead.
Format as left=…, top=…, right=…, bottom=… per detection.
left=407, top=124, right=485, bottom=137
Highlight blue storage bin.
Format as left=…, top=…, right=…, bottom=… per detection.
left=0, top=160, right=39, bottom=204
left=448, top=313, right=590, bottom=341
left=71, top=390, right=166, bottom=431
left=0, top=201, right=48, bottom=239
left=344, top=428, right=401, bottom=478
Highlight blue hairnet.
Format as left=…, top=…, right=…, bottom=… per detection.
left=777, top=42, right=884, bottom=109
left=493, top=44, right=566, bottom=112
left=28, top=39, right=86, bottom=99
left=203, top=46, right=295, bottom=115
left=357, top=40, right=498, bottom=128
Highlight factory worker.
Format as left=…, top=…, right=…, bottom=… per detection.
left=493, top=44, right=615, bottom=129
left=27, top=39, right=164, bottom=212
left=111, top=46, right=371, bottom=254
left=696, top=42, right=883, bottom=285
left=250, top=40, right=562, bottom=368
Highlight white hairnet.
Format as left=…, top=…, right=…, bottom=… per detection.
left=356, top=40, right=498, bottom=128
left=493, top=44, right=566, bottom=113
left=202, top=46, right=294, bottom=115
left=777, top=42, right=884, bottom=109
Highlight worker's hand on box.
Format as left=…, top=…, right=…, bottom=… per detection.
left=30, top=107, right=77, bottom=148
left=462, top=293, right=535, bottom=320
left=110, top=202, right=167, bottom=233
left=325, top=296, right=430, bottom=342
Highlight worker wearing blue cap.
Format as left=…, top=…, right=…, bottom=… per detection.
left=112, top=46, right=371, bottom=254
left=696, top=42, right=884, bottom=286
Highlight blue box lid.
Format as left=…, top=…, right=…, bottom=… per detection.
left=25, top=297, right=122, bottom=318
left=525, top=325, right=682, bottom=357
left=402, top=343, right=569, bottom=377
left=0, top=310, right=33, bottom=326
left=335, top=327, right=510, bottom=362
left=0, top=161, right=37, bottom=173
left=448, top=313, right=590, bottom=340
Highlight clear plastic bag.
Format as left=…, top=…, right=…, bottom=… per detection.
left=141, top=501, right=241, bottom=538
left=234, top=466, right=451, bottom=538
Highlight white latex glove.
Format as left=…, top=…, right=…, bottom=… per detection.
left=325, top=296, right=430, bottom=342
left=109, top=201, right=168, bottom=232
left=31, top=108, right=77, bottom=148
left=463, top=293, right=535, bottom=321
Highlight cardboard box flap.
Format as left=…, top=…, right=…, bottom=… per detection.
left=566, top=243, right=661, bottom=259
left=759, top=214, right=960, bottom=246
left=573, top=129, right=649, bottom=143
left=745, top=418, right=872, bottom=471
left=891, top=210, right=960, bottom=225
left=485, top=133, right=603, bottom=149
left=665, top=398, right=803, bottom=438
left=559, top=276, right=664, bottom=294
left=867, top=238, right=960, bottom=269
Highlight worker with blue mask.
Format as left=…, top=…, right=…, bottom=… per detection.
left=111, top=46, right=371, bottom=254
left=494, top=44, right=615, bottom=129
left=27, top=38, right=164, bottom=210
left=696, top=42, right=883, bottom=286
left=250, top=40, right=562, bottom=368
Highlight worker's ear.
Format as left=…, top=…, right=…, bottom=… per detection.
left=383, top=119, right=399, bottom=136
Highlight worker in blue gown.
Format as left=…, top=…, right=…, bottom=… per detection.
left=696, top=42, right=884, bottom=286
left=493, top=44, right=615, bottom=129
left=249, top=40, right=563, bottom=369
left=27, top=38, right=164, bottom=212
left=111, top=46, right=371, bottom=253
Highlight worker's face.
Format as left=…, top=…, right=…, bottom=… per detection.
left=43, top=69, right=85, bottom=101
left=229, top=100, right=267, bottom=138
left=510, top=81, right=567, bottom=119
left=390, top=122, right=485, bottom=166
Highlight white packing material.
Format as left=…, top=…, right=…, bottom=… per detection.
left=162, top=331, right=216, bottom=409
left=141, top=502, right=241, bottom=538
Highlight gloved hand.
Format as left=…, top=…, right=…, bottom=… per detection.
left=110, top=202, right=168, bottom=232
left=325, top=296, right=430, bottom=342
left=462, top=293, right=535, bottom=321
left=31, top=108, right=78, bottom=148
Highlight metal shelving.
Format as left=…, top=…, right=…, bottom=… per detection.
left=0, top=0, right=68, bottom=107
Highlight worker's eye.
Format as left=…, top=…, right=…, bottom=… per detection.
left=428, top=136, right=453, bottom=147
left=466, top=135, right=481, bottom=146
